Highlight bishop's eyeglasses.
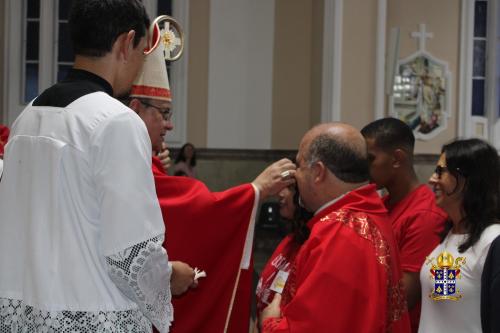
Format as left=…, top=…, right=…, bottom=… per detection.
left=140, top=100, right=173, bottom=121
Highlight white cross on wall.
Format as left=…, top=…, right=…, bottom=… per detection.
left=411, top=23, right=433, bottom=52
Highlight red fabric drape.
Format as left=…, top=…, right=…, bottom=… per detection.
left=152, top=157, right=255, bottom=333
left=0, top=125, right=10, bottom=157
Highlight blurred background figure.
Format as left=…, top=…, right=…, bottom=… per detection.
left=173, top=170, right=188, bottom=177
left=174, top=143, right=196, bottom=178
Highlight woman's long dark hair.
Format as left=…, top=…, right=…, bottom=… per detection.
left=289, top=188, right=313, bottom=245
left=175, top=143, right=197, bottom=167
left=442, top=138, right=500, bottom=252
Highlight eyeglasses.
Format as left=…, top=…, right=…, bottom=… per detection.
left=434, top=165, right=449, bottom=178
left=434, top=165, right=463, bottom=178
left=140, top=100, right=173, bottom=121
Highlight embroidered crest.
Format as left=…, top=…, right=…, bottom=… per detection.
left=160, top=22, right=182, bottom=59
left=426, top=251, right=466, bottom=301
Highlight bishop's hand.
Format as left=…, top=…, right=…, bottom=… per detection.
left=252, top=159, right=296, bottom=201
left=157, top=142, right=172, bottom=171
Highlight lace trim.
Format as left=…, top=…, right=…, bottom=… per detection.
left=0, top=298, right=152, bottom=333
left=106, top=235, right=173, bottom=333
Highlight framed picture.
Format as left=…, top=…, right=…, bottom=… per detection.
left=390, top=53, right=451, bottom=140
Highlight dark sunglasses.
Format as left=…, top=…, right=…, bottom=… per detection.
left=434, top=165, right=448, bottom=178
left=434, top=165, right=462, bottom=178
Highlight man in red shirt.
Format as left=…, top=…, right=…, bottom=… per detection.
left=126, top=17, right=296, bottom=333
left=361, top=118, right=446, bottom=333
left=259, top=123, right=410, bottom=333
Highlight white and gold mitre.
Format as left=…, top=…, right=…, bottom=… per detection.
left=130, top=15, right=183, bottom=102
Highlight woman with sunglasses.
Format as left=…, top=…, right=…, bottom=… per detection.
left=418, top=138, right=500, bottom=333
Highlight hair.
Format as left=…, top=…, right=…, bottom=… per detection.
left=69, top=0, right=150, bottom=57
left=442, top=138, right=500, bottom=252
left=307, top=133, right=369, bottom=183
left=175, top=143, right=197, bottom=167
left=360, top=117, right=415, bottom=154
left=289, top=188, right=313, bottom=245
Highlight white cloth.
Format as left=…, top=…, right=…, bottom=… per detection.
left=240, top=184, right=260, bottom=270
left=419, top=224, right=500, bottom=333
left=0, top=158, right=3, bottom=177
left=0, top=92, right=171, bottom=332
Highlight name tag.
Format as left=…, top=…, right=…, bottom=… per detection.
left=270, top=270, right=289, bottom=294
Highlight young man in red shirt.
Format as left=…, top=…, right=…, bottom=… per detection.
left=361, top=118, right=446, bottom=333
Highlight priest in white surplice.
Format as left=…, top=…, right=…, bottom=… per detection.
left=0, top=1, right=194, bottom=332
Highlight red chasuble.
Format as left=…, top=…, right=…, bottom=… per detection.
left=0, top=125, right=9, bottom=157
left=262, top=184, right=411, bottom=333
left=151, top=157, right=256, bottom=333
left=383, top=185, right=446, bottom=333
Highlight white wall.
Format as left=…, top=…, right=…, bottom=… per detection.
left=207, top=0, right=275, bottom=149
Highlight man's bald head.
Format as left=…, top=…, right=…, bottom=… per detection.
left=301, top=123, right=369, bottom=183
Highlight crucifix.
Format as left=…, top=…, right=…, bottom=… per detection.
left=411, top=23, right=433, bottom=52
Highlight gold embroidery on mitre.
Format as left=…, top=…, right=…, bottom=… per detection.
left=159, top=23, right=181, bottom=58
left=426, top=251, right=466, bottom=301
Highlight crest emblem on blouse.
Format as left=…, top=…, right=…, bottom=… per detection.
left=426, top=251, right=466, bottom=301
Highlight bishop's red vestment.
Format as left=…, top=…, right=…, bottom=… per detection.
left=152, top=157, right=257, bottom=333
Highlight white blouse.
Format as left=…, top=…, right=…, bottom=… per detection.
left=0, top=93, right=172, bottom=332
left=419, top=224, right=500, bottom=333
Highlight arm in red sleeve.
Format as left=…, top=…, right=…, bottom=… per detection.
left=399, top=210, right=445, bottom=272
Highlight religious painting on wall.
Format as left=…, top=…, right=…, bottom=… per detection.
left=389, top=24, right=451, bottom=140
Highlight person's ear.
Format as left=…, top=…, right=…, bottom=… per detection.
left=129, top=98, right=142, bottom=114
left=115, top=30, right=136, bottom=62
left=313, top=161, right=327, bottom=183
left=392, top=149, right=406, bottom=169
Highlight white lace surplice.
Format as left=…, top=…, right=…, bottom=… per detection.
left=0, top=93, right=171, bottom=332
left=0, top=236, right=172, bottom=333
